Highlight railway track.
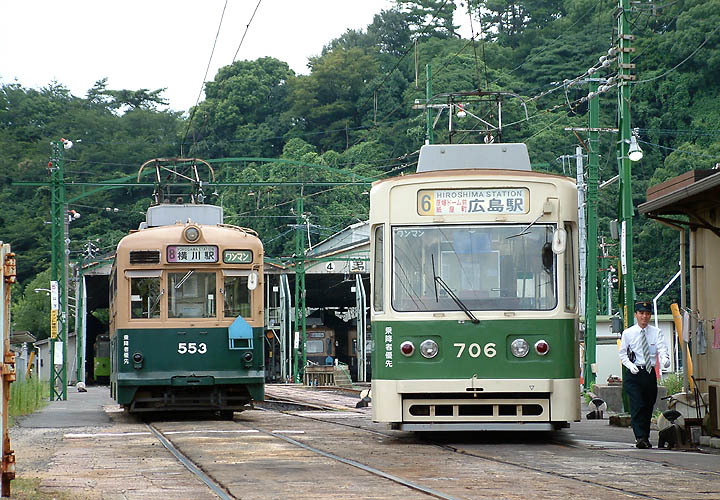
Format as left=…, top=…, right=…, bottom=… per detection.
left=130, top=390, right=718, bottom=500
left=253, top=396, right=719, bottom=500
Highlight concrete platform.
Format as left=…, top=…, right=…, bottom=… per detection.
left=16, top=384, right=113, bottom=428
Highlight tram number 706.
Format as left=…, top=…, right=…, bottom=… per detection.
left=454, top=342, right=497, bottom=358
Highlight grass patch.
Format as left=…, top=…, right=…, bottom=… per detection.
left=9, top=378, right=49, bottom=423
left=9, top=478, right=76, bottom=500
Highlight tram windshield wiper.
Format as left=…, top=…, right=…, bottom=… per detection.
left=431, top=254, right=479, bottom=324
left=506, top=212, right=543, bottom=240
left=175, top=270, right=194, bottom=289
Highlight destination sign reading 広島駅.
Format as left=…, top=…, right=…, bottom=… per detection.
left=417, top=188, right=529, bottom=216
left=167, top=245, right=218, bottom=263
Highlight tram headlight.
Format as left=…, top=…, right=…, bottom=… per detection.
left=183, top=225, right=201, bottom=243
left=400, top=341, right=415, bottom=357
left=419, top=339, right=439, bottom=359
left=243, top=352, right=254, bottom=363
left=510, top=338, right=530, bottom=358
left=534, top=340, right=550, bottom=356
left=132, top=352, right=143, bottom=369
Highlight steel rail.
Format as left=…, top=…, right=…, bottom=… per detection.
left=246, top=423, right=462, bottom=500
left=259, top=404, right=720, bottom=499
left=146, top=423, right=235, bottom=500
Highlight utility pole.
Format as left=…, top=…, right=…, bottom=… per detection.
left=617, top=0, right=636, bottom=327
left=584, top=79, right=601, bottom=391
left=49, top=140, right=68, bottom=401
left=293, top=195, right=307, bottom=383
left=426, top=64, right=433, bottom=145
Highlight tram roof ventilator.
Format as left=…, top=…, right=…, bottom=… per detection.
left=139, top=204, right=224, bottom=229
left=416, top=143, right=531, bottom=173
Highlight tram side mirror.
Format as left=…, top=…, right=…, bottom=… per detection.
left=542, top=243, right=553, bottom=274
left=247, top=271, right=258, bottom=290
left=552, top=228, right=567, bottom=254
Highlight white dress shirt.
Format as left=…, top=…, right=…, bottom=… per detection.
left=618, top=323, right=670, bottom=371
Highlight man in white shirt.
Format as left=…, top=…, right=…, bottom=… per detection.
left=618, top=301, right=671, bottom=449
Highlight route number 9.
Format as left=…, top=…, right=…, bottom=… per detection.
left=178, top=342, right=207, bottom=354
left=454, top=342, right=497, bottom=358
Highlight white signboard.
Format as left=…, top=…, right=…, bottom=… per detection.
left=418, top=188, right=529, bottom=216
left=54, top=341, right=63, bottom=364
left=50, top=280, right=59, bottom=311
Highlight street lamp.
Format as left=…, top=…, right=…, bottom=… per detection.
left=628, top=134, right=643, bottom=162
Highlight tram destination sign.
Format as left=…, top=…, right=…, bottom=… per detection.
left=167, top=245, right=218, bottom=263
left=223, top=249, right=253, bottom=264
left=418, top=188, right=529, bottom=216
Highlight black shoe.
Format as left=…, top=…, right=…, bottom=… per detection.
left=645, top=440, right=653, bottom=449
left=636, top=439, right=649, bottom=449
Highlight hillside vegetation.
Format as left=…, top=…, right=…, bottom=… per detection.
left=2, top=0, right=718, bottom=339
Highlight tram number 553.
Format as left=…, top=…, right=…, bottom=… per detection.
left=454, top=342, right=497, bottom=358
left=178, top=342, right=207, bottom=354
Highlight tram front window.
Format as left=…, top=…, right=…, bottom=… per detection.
left=168, top=271, right=217, bottom=318
left=392, top=225, right=557, bottom=312
left=223, top=275, right=251, bottom=318
left=130, top=277, right=161, bottom=319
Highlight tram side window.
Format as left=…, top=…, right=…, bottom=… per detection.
left=130, top=277, right=161, bottom=319
left=372, top=225, right=384, bottom=312
left=564, top=224, right=576, bottom=311
left=168, top=271, right=217, bottom=318
left=223, top=275, right=251, bottom=318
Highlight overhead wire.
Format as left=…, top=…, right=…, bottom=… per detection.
left=633, top=20, right=720, bottom=84
left=232, top=0, right=263, bottom=62
left=181, top=0, right=229, bottom=155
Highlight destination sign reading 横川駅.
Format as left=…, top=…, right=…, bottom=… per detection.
left=167, top=245, right=218, bottom=263
left=417, top=188, right=529, bottom=216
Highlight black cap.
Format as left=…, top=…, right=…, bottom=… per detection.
left=635, top=301, right=652, bottom=313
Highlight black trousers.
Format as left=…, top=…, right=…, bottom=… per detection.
left=624, top=368, right=658, bottom=441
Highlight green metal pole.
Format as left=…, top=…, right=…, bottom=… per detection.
left=293, top=196, right=306, bottom=383
left=49, top=141, right=67, bottom=401
left=75, top=270, right=84, bottom=384
left=584, top=80, right=600, bottom=392
left=426, top=64, right=433, bottom=145
left=618, top=0, right=636, bottom=327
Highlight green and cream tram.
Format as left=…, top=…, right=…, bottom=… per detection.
left=370, top=143, right=580, bottom=431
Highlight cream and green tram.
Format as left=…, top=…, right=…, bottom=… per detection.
left=370, top=144, right=580, bottom=431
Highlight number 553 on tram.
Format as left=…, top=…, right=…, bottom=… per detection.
left=370, top=143, right=580, bottom=431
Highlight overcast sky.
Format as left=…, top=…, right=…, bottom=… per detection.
left=1, top=0, right=397, bottom=113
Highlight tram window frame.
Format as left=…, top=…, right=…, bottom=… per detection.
left=372, top=224, right=384, bottom=312
left=391, top=224, right=558, bottom=312
left=221, top=270, right=252, bottom=319
left=564, top=223, right=576, bottom=312
left=306, top=339, right=325, bottom=354
left=168, top=271, right=217, bottom=319
left=129, top=275, right=162, bottom=319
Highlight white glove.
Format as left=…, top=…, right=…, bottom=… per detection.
left=662, top=356, right=671, bottom=369
left=628, top=364, right=639, bottom=375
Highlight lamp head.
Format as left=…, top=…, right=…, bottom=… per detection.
left=628, top=135, right=643, bottom=162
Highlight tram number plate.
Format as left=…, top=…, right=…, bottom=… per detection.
left=454, top=343, right=497, bottom=358
left=178, top=342, right=207, bottom=354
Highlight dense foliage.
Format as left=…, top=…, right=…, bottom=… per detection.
left=3, top=0, right=719, bottom=339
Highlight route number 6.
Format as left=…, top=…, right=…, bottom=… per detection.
left=178, top=342, right=207, bottom=354
left=454, top=342, right=497, bottom=358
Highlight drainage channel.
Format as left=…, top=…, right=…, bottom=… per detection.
left=147, top=423, right=235, bottom=500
